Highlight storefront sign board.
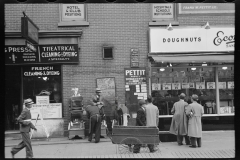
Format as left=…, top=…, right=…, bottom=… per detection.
left=125, top=68, right=146, bottom=85
left=21, top=17, right=39, bottom=44
left=61, top=4, right=85, bottom=21
left=149, top=27, right=234, bottom=53
left=22, top=65, right=61, bottom=77
left=130, top=48, right=139, bottom=68
left=31, top=103, right=62, bottom=119
left=152, top=3, right=174, bottom=20
left=227, top=81, right=234, bottom=89
left=36, top=96, right=49, bottom=105
left=5, top=44, right=79, bottom=65
left=5, top=45, right=39, bottom=64
left=179, top=3, right=235, bottom=14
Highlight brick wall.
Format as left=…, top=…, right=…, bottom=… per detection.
left=5, top=4, right=234, bottom=136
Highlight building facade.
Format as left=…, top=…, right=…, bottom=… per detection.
left=5, top=3, right=234, bottom=138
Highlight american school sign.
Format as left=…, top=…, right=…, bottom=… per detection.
left=149, top=27, right=234, bottom=53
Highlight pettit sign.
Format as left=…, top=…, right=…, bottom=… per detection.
left=149, top=27, right=234, bottom=53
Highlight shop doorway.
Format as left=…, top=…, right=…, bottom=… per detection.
left=5, top=66, right=21, bottom=130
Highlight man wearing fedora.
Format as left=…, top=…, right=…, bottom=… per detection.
left=11, top=98, right=37, bottom=158
left=185, top=94, right=204, bottom=148
left=169, top=93, right=190, bottom=146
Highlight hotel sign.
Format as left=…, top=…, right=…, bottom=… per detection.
left=149, top=27, right=234, bottom=53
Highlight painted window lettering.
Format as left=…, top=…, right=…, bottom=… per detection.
left=163, top=37, right=201, bottom=43
left=213, top=31, right=235, bottom=46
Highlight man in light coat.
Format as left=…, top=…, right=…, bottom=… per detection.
left=169, top=93, right=190, bottom=146
left=185, top=94, right=204, bottom=148
left=145, top=95, right=159, bottom=152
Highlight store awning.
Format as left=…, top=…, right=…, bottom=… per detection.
left=149, top=54, right=234, bottom=63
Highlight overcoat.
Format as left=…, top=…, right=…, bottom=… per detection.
left=185, top=101, right=204, bottom=138
left=145, top=103, right=159, bottom=127
left=136, top=107, right=146, bottom=126
left=17, top=108, right=36, bottom=133
left=169, top=100, right=189, bottom=135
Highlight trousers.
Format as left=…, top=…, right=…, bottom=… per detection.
left=88, top=115, right=102, bottom=143
left=177, top=134, right=190, bottom=145
left=190, top=137, right=202, bottom=147
left=11, top=132, right=33, bottom=158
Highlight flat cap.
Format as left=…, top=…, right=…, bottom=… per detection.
left=95, top=88, right=102, bottom=93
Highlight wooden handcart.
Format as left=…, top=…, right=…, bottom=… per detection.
left=111, top=125, right=160, bottom=154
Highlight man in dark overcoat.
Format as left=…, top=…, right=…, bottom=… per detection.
left=133, top=99, right=156, bottom=153
left=11, top=99, right=37, bottom=158
left=85, top=102, right=104, bottom=143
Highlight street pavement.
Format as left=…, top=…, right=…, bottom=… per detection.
left=4, top=130, right=235, bottom=158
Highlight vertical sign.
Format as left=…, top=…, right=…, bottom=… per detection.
left=130, top=48, right=139, bottom=68
left=125, top=68, right=147, bottom=116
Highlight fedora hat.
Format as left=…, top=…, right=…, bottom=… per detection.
left=96, top=88, right=102, bottom=93
left=138, top=99, right=146, bottom=106
left=191, top=94, right=198, bottom=101
left=24, top=98, right=34, bottom=105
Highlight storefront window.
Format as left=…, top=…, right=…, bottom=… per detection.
left=22, top=65, right=62, bottom=104
left=218, top=66, right=234, bottom=114
left=151, top=66, right=218, bottom=115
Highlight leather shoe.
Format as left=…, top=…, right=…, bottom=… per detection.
left=88, top=139, right=92, bottom=142
left=11, top=151, right=15, bottom=158
left=186, top=143, right=191, bottom=145
left=150, top=149, right=157, bottom=153
left=189, top=145, right=197, bottom=148
left=178, top=143, right=183, bottom=146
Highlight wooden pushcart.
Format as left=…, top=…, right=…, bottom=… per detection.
left=111, top=125, right=160, bottom=154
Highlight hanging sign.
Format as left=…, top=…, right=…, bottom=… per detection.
left=218, top=82, right=226, bottom=89
left=196, top=82, right=205, bottom=89
left=227, top=81, right=234, bottom=89
left=26, top=40, right=37, bottom=52
left=152, top=83, right=161, bottom=90
left=172, top=83, right=181, bottom=90
left=181, top=83, right=189, bottom=89
left=162, top=83, right=172, bottom=90
left=21, top=16, right=39, bottom=44
left=207, top=82, right=215, bottom=89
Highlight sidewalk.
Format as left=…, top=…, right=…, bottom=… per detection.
left=5, top=131, right=235, bottom=158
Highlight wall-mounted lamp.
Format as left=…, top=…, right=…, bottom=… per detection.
left=160, top=68, right=165, bottom=71
left=222, top=66, right=228, bottom=70
left=167, top=62, right=172, bottom=67
left=191, top=67, right=196, bottom=71
left=166, top=23, right=173, bottom=31
left=204, top=22, right=210, bottom=29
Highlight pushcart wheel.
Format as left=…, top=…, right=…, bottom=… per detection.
left=118, top=137, right=142, bottom=154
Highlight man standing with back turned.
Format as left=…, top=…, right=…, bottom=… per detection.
left=145, top=95, right=159, bottom=152
left=11, top=98, right=37, bottom=158
left=169, top=93, right=190, bottom=146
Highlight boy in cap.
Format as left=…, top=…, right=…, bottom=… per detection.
left=11, top=98, right=37, bottom=158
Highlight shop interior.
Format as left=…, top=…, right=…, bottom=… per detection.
left=150, top=62, right=234, bottom=116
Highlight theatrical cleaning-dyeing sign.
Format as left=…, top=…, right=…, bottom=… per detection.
left=39, top=44, right=79, bottom=63
left=5, top=44, right=79, bottom=65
